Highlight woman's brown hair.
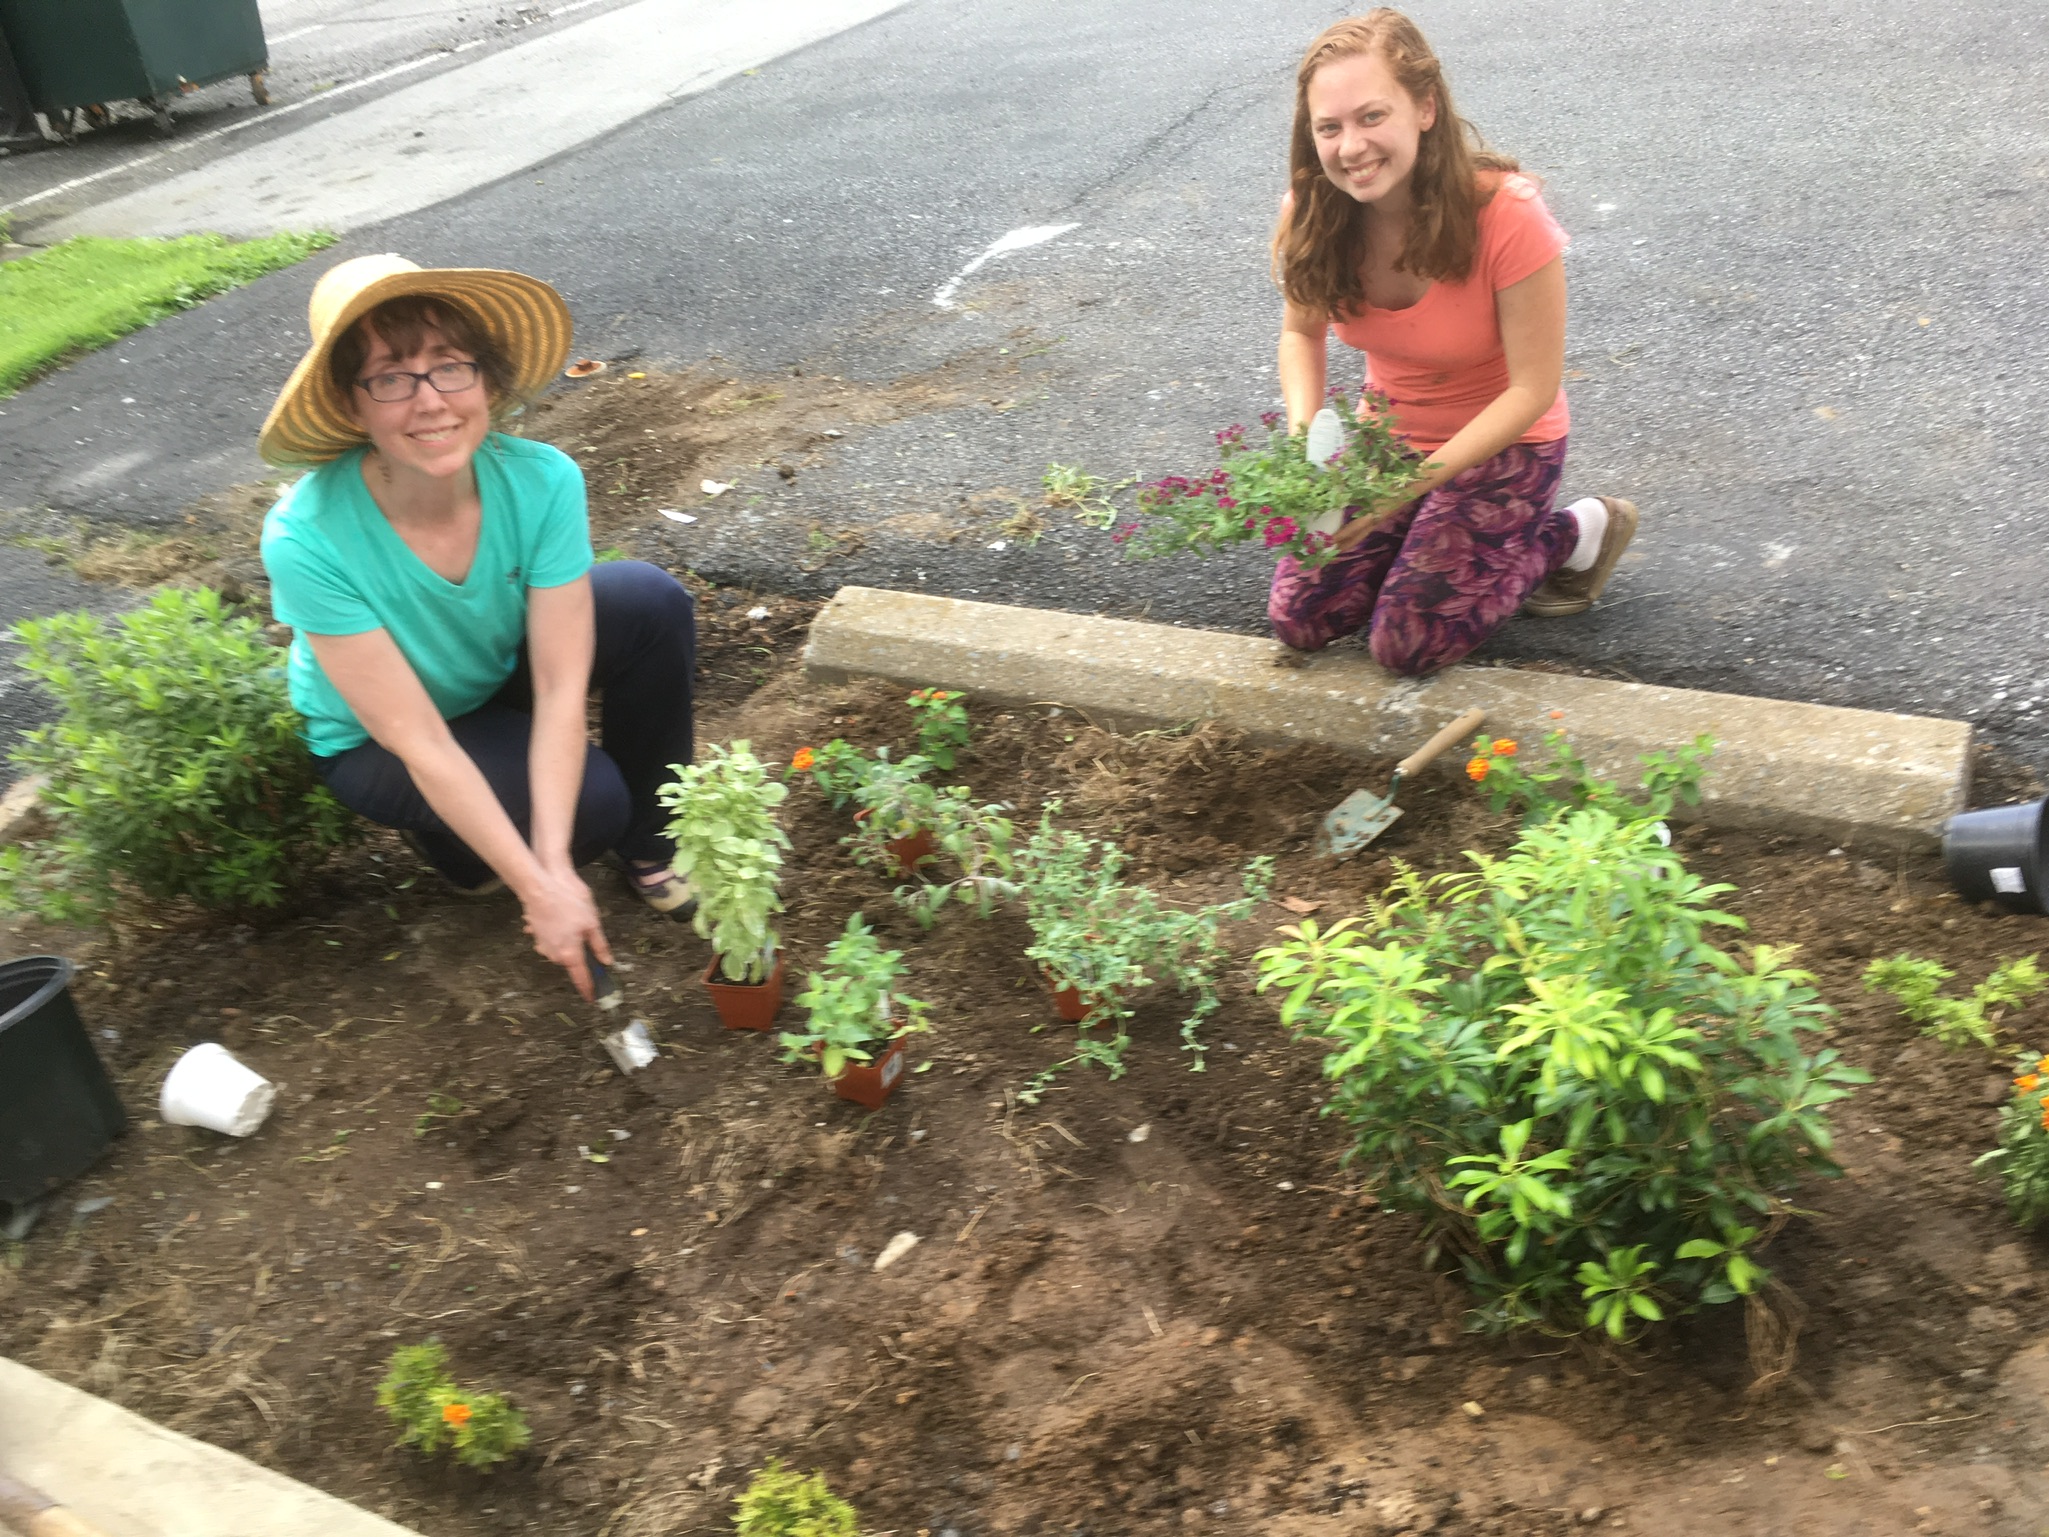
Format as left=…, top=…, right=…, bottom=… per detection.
left=1271, top=9, right=1519, bottom=318
left=327, top=295, right=523, bottom=420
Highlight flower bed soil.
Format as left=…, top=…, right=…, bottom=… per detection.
left=4, top=599, right=2048, bottom=1537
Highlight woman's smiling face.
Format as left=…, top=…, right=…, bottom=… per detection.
left=345, top=318, right=490, bottom=479
left=1307, top=49, right=1436, bottom=209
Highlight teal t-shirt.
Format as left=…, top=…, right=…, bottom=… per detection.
left=261, top=433, right=594, bottom=757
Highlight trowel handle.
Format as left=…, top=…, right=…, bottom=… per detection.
left=0, top=1472, right=114, bottom=1537
left=1396, top=707, right=1487, bottom=779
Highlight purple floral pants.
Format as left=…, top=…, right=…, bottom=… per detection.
left=1267, top=437, right=1575, bottom=675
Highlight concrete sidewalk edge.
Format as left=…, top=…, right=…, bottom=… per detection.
left=804, top=587, right=1971, bottom=848
left=0, top=1356, right=423, bottom=1537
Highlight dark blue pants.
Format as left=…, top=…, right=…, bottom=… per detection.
left=313, top=561, right=696, bottom=890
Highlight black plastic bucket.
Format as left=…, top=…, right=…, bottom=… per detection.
left=1942, top=798, right=2049, bottom=915
left=0, top=956, right=127, bottom=1206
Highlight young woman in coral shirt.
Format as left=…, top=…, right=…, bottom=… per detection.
left=1270, top=9, right=1636, bottom=673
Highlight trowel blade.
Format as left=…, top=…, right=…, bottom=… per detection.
left=1316, top=788, right=1402, bottom=861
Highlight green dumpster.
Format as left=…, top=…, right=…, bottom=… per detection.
left=0, top=0, right=269, bottom=141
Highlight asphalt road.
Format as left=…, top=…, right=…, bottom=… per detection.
left=3, top=0, right=2047, bottom=786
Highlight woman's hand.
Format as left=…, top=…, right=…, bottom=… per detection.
left=1330, top=489, right=1422, bottom=552
left=519, top=867, right=613, bottom=1000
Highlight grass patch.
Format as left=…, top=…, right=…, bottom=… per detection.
left=0, top=231, right=335, bottom=396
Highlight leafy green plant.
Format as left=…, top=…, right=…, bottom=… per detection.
left=1042, top=462, right=1125, bottom=528
left=1258, top=807, right=1866, bottom=1339
left=782, top=913, right=931, bottom=1077
left=660, top=741, right=790, bottom=983
left=1975, top=1052, right=2049, bottom=1229
left=0, top=586, right=353, bottom=920
left=1014, top=804, right=1272, bottom=1095
left=1121, top=392, right=1423, bottom=570
left=1469, top=729, right=1715, bottom=827
left=375, top=1341, right=530, bottom=1470
left=1864, top=952, right=2045, bottom=1050
left=905, top=688, right=970, bottom=770
left=733, top=1459, right=859, bottom=1537
left=790, top=739, right=876, bottom=809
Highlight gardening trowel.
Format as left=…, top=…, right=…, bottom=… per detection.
left=1315, top=707, right=1487, bottom=862
left=585, top=945, right=657, bottom=1074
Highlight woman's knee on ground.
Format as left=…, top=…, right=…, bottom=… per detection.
left=1368, top=616, right=1467, bottom=678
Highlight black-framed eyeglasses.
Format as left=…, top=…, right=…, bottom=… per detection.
left=354, top=360, right=482, bottom=403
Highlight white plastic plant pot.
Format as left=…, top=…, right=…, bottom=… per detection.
left=159, top=1043, right=275, bottom=1137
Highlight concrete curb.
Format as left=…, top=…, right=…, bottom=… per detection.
left=0, top=1356, right=423, bottom=1537
left=804, top=587, right=1971, bottom=848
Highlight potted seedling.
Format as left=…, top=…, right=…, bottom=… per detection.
left=847, top=751, right=946, bottom=878
left=905, top=687, right=971, bottom=770
left=660, top=741, right=791, bottom=1031
left=780, top=912, right=930, bottom=1110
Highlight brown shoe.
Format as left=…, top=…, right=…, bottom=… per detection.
left=1523, top=497, right=1639, bottom=618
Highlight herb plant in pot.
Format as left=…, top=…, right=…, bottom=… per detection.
left=780, top=913, right=930, bottom=1110
left=660, top=742, right=791, bottom=1031
left=847, top=751, right=945, bottom=878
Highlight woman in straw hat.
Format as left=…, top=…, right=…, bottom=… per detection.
left=259, top=254, right=696, bottom=1001
left=1267, top=10, right=1636, bottom=671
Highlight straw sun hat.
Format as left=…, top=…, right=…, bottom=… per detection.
left=258, top=254, right=573, bottom=467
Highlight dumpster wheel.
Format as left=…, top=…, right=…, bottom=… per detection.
left=146, top=96, right=174, bottom=138
left=250, top=71, right=270, bottom=106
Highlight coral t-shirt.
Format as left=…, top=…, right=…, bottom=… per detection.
left=1329, top=173, right=1570, bottom=452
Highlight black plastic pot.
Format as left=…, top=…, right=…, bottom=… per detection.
left=1942, top=798, right=2049, bottom=915
left=0, top=956, right=127, bottom=1206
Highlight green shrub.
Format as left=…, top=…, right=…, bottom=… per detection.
left=0, top=587, right=351, bottom=920
left=1258, top=806, right=1866, bottom=1338
left=1977, top=1053, right=2049, bottom=1229
left=375, top=1341, right=530, bottom=1470
left=733, top=1460, right=859, bottom=1536
left=660, top=741, right=790, bottom=983
left=1864, top=952, right=2046, bottom=1050
left=904, top=687, right=970, bottom=770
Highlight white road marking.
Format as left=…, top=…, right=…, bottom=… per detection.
left=29, top=0, right=910, bottom=239
left=265, top=23, right=327, bottom=43
left=932, top=223, right=1080, bottom=309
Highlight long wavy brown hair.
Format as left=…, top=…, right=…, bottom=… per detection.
left=1272, top=10, right=1519, bottom=318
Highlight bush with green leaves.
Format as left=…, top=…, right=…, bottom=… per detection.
left=782, top=912, right=930, bottom=1077
left=1976, top=1052, right=2049, bottom=1230
left=1014, top=803, right=1272, bottom=1096
left=375, top=1340, right=530, bottom=1470
left=0, top=586, right=351, bottom=920
left=1472, top=728, right=1714, bottom=828
left=660, top=741, right=790, bottom=983
left=733, top=1459, right=859, bottom=1537
left=1864, top=952, right=2045, bottom=1051
left=1257, top=806, right=1867, bottom=1338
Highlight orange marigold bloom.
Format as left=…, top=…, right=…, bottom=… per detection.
left=2019, top=1073, right=2042, bottom=1092
left=791, top=747, right=817, bottom=771
left=1466, top=757, right=1490, bottom=782
left=441, top=1402, right=473, bottom=1428
left=1491, top=739, right=1518, bottom=757
left=2038, top=1054, right=2049, bottom=1073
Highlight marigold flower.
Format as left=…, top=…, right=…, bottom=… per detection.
left=441, top=1402, right=473, bottom=1428
left=1466, top=757, right=1490, bottom=782
left=791, top=747, right=816, bottom=772
left=2038, top=1054, right=2049, bottom=1073
left=2019, top=1073, right=2041, bottom=1092
left=1491, top=739, right=1518, bottom=757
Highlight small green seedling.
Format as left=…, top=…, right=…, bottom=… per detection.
left=733, top=1459, right=860, bottom=1536
left=1864, top=952, right=2046, bottom=1050
left=375, top=1341, right=529, bottom=1470
left=782, top=913, right=929, bottom=1077
left=1976, top=1051, right=2049, bottom=1230
left=905, top=687, right=970, bottom=770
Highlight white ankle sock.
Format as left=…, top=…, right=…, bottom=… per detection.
left=1563, top=497, right=1608, bottom=572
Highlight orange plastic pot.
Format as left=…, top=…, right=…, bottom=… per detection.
left=702, top=953, right=785, bottom=1032
left=884, top=827, right=936, bottom=878
left=1043, top=968, right=1128, bottom=1023
left=831, top=1038, right=908, bottom=1111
